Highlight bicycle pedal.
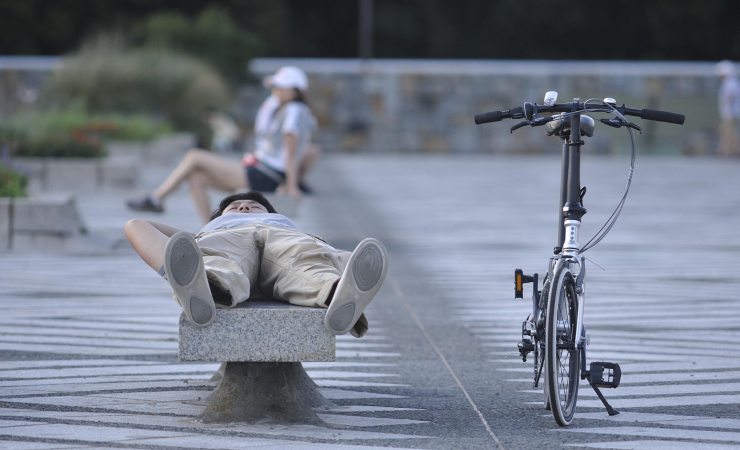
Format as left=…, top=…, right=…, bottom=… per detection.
left=588, top=361, right=621, bottom=388
left=517, top=338, right=534, bottom=361
left=514, top=269, right=536, bottom=299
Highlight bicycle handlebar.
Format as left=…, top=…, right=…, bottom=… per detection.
left=474, top=101, right=685, bottom=126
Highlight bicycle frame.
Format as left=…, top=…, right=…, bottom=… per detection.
left=555, top=106, right=588, bottom=350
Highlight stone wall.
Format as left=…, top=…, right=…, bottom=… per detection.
left=1, top=57, right=730, bottom=155
left=245, top=58, right=728, bottom=155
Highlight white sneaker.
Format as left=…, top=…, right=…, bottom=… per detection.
left=325, top=238, right=388, bottom=335
left=164, top=232, right=215, bottom=327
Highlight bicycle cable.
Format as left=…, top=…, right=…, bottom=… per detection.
left=579, top=99, right=637, bottom=253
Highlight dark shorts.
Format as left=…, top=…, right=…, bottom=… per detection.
left=245, top=164, right=285, bottom=192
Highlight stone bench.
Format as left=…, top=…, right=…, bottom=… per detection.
left=179, top=300, right=336, bottom=424
left=0, top=194, right=87, bottom=251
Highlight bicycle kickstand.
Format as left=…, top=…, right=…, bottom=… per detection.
left=588, top=382, right=619, bottom=416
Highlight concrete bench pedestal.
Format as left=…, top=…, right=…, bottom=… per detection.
left=179, top=301, right=336, bottom=424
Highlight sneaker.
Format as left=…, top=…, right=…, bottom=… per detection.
left=164, top=232, right=215, bottom=326
left=298, top=181, right=314, bottom=195
left=325, top=238, right=388, bottom=335
left=126, top=195, right=164, bottom=213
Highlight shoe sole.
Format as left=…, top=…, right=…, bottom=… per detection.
left=164, top=232, right=215, bottom=327
left=325, top=238, right=388, bottom=335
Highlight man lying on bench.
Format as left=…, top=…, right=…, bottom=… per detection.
left=124, top=191, right=388, bottom=338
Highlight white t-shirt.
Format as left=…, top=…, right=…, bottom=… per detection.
left=254, top=95, right=280, bottom=136
left=253, top=97, right=316, bottom=172
left=199, top=212, right=297, bottom=234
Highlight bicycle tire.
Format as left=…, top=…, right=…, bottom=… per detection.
left=540, top=278, right=551, bottom=411
left=545, top=263, right=580, bottom=426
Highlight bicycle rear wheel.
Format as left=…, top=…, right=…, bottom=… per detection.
left=545, top=264, right=580, bottom=426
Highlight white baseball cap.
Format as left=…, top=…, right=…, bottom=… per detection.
left=264, top=66, right=309, bottom=91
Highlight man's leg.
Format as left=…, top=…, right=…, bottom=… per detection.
left=258, top=227, right=388, bottom=335
left=124, top=220, right=215, bottom=326
left=196, top=228, right=260, bottom=307
left=123, top=219, right=180, bottom=271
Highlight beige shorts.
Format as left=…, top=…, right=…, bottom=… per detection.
left=194, top=224, right=350, bottom=308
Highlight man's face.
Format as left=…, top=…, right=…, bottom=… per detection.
left=223, top=199, right=269, bottom=215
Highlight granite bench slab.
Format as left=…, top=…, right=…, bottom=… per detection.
left=178, top=300, right=335, bottom=362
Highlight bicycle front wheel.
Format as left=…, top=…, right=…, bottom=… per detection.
left=545, top=264, right=580, bottom=426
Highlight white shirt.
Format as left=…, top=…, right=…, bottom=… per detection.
left=199, top=212, right=297, bottom=234
left=253, top=97, right=316, bottom=172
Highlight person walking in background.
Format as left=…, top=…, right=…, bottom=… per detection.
left=717, top=60, right=740, bottom=156
left=127, top=66, right=317, bottom=223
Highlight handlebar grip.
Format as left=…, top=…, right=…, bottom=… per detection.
left=640, top=108, right=685, bottom=125
left=474, top=110, right=504, bottom=125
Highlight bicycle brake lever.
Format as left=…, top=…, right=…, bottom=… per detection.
left=511, top=116, right=554, bottom=133
left=626, top=122, right=642, bottom=133
left=600, top=118, right=623, bottom=128
left=599, top=118, right=642, bottom=134
left=510, top=121, right=530, bottom=133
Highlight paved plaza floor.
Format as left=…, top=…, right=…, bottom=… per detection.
left=0, top=153, right=739, bottom=449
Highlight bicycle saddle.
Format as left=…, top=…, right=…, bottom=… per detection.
left=545, top=114, right=595, bottom=137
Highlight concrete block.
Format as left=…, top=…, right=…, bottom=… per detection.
left=14, top=158, right=99, bottom=193
left=179, top=301, right=335, bottom=362
left=100, top=156, right=139, bottom=188
left=13, top=195, right=85, bottom=235
left=44, top=159, right=100, bottom=192
left=146, top=133, right=195, bottom=164
left=10, top=195, right=87, bottom=251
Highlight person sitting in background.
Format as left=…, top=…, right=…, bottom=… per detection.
left=124, top=191, right=388, bottom=338
left=127, top=66, right=317, bottom=223
left=718, top=60, right=740, bottom=157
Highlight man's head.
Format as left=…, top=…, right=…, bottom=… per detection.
left=210, top=192, right=277, bottom=220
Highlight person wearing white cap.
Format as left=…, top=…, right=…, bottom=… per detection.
left=252, top=66, right=320, bottom=194
left=717, top=60, right=739, bottom=156
left=127, top=66, right=317, bottom=222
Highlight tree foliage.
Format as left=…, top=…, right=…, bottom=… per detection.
left=0, top=0, right=739, bottom=61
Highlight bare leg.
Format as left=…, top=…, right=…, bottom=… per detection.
left=299, top=144, right=321, bottom=181
left=188, top=171, right=218, bottom=223
left=124, top=219, right=184, bottom=271
left=151, top=149, right=248, bottom=219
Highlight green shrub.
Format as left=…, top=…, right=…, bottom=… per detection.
left=9, top=107, right=172, bottom=143
left=44, top=38, right=228, bottom=141
left=14, top=137, right=105, bottom=159
left=0, top=164, right=28, bottom=197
